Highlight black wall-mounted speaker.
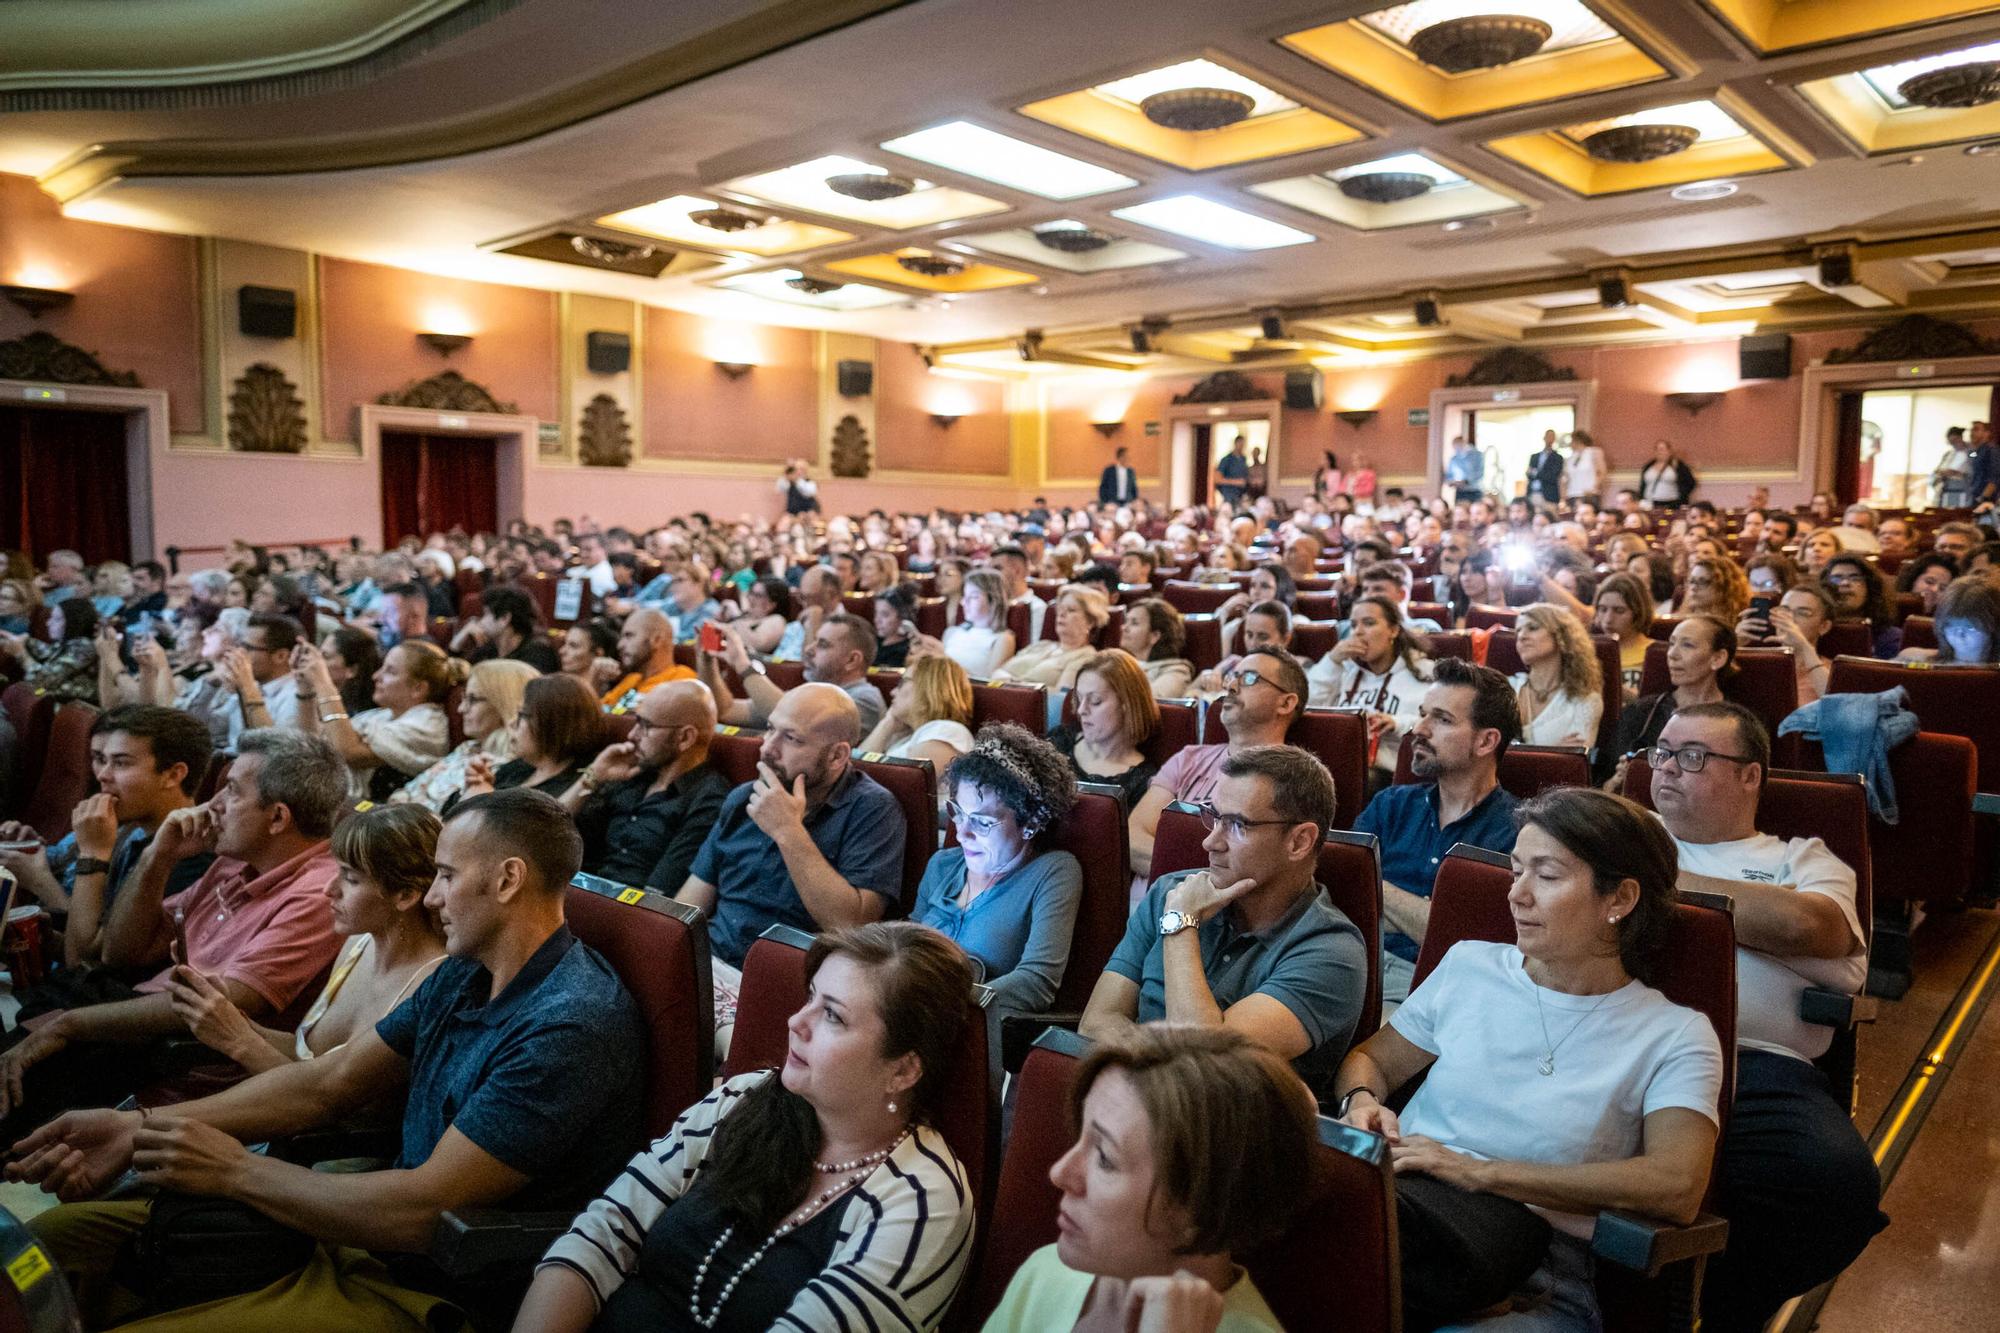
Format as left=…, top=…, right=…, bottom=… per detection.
left=1414, top=296, right=1442, bottom=327
left=1284, top=367, right=1324, bottom=411
left=237, top=285, right=296, bottom=339
left=837, top=359, right=873, bottom=397
left=585, top=331, right=630, bottom=375
left=1739, top=333, right=1792, bottom=380
left=1817, top=251, right=1855, bottom=288
left=1596, top=274, right=1630, bottom=309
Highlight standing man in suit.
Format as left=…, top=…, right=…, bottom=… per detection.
left=1527, top=430, right=1566, bottom=507
left=1098, top=446, right=1139, bottom=505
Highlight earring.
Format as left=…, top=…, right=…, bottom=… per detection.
left=1607, top=914, right=1621, bottom=924
left=886, top=1099, right=898, bottom=1115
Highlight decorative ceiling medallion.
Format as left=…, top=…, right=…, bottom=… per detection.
left=1898, top=61, right=2000, bottom=110
left=570, top=235, right=656, bottom=265
left=895, top=253, right=967, bottom=277
left=826, top=172, right=915, bottom=200
left=1582, top=122, right=1698, bottom=162
left=1408, top=15, right=1553, bottom=73
left=1139, top=86, right=1257, bottom=131
left=1034, top=225, right=1114, bottom=253
left=784, top=275, right=846, bottom=295
left=687, top=207, right=765, bottom=232
left=1336, top=170, right=1435, bottom=203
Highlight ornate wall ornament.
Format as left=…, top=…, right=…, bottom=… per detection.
left=227, top=363, right=308, bottom=453
left=1173, top=371, right=1270, bottom=405
left=1824, top=315, right=2000, bottom=364
left=375, top=369, right=518, bottom=414
left=1446, top=347, right=1577, bottom=387
left=0, top=330, right=140, bottom=387
left=831, top=414, right=872, bottom=478
left=577, top=393, right=632, bottom=467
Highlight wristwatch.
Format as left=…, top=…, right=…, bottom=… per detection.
left=72, top=857, right=112, bottom=877
left=1158, top=909, right=1198, bottom=937
left=743, top=659, right=768, bottom=678
left=1336, top=1087, right=1378, bottom=1119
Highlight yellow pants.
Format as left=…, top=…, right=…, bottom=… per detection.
left=30, top=1199, right=457, bottom=1332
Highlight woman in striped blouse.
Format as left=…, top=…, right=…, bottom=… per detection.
left=517, top=922, right=977, bottom=1332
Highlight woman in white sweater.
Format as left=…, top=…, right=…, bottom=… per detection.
left=1307, top=594, right=1432, bottom=777
left=939, top=569, right=1014, bottom=678
left=1508, top=602, right=1604, bottom=750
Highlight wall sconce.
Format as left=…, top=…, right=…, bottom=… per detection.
left=1333, top=409, right=1379, bottom=430
left=930, top=413, right=962, bottom=429
left=2, top=285, right=74, bottom=320
left=715, top=361, right=754, bottom=379
left=417, top=331, right=472, bottom=357
left=1091, top=420, right=1123, bottom=438
left=1664, top=391, right=1723, bottom=417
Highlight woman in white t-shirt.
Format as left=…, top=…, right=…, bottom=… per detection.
left=294, top=639, right=454, bottom=801
left=1508, top=603, right=1603, bottom=749
left=1306, top=594, right=1432, bottom=776
left=1333, top=788, right=1723, bottom=1332
left=938, top=569, right=1015, bottom=678
left=1565, top=430, right=1607, bottom=504
left=861, top=653, right=976, bottom=775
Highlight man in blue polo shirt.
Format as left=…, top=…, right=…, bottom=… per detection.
left=676, top=683, right=905, bottom=1053
left=1353, top=656, right=1522, bottom=1017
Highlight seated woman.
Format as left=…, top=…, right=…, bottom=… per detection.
left=1911, top=574, right=2000, bottom=664
left=1119, top=598, right=1195, bottom=699
left=294, top=639, right=455, bottom=800
left=389, top=658, right=538, bottom=811
left=940, top=570, right=1015, bottom=678
left=0, top=577, right=39, bottom=636
left=1508, top=603, right=1603, bottom=749
left=936, top=556, right=972, bottom=628
left=1741, top=584, right=1836, bottom=700
left=1046, top=649, right=1159, bottom=811
left=1796, top=528, right=1842, bottom=578
left=559, top=617, right=622, bottom=696
left=324, top=628, right=381, bottom=718
left=915, top=725, right=1081, bottom=1013
left=1216, top=563, right=1296, bottom=658
left=1896, top=553, right=1958, bottom=616
left=992, top=585, right=1111, bottom=691
left=1745, top=554, right=1800, bottom=602
left=983, top=1025, right=1316, bottom=1333
left=1334, top=788, right=1722, bottom=1333
left=862, top=653, right=976, bottom=775
left=1306, top=594, right=1432, bottom=780
left=1677, top=556, right=1748, bottom=625
left=165, top=803, right=446, bottom=1075
left=518, top=922, right=978, bottom=1333
left=1821, top=554, right=1901, bottom=658
left=458, top=672, right=609, bottom=804
left=0, top=598, right=100, bottom=705
left=1606, top=615, right=1734, bottom=792
left=1192, top=600, right=1292, bottom=696
left=729, top=576, right=793, bottom=656
left=1591, top=572, right=1654, bottom=701
left=871, top=583, right=919, bottom=670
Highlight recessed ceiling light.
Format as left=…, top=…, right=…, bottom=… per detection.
left=1670, top=180, right=1738, bottom=202
left=1111, top=195, right=1316, bottom=250
left=879, top=122, right=1136, bottom=199
left=1097, top=59, right=1297, bottom=118
left=1441, top=215, right=1497, bottom=232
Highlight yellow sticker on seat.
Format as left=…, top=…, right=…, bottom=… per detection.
left=7, top=1245, right=51, bottom=1291
left=616, top=887, right=646, bottom=904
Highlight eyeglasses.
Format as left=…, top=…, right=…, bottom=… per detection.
left=1646, top=744, right=1757, bottom=774
left=1824, top=571, right=1865, bottom=586
left=1194, top=801, right=1300, bottom=841
left=945, top=800, right=1009, bottom=835
left=1220, top=668, right=1272, bottom=691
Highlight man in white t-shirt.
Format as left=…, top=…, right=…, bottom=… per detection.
left=1649, top=703, right=1885, bottom=1333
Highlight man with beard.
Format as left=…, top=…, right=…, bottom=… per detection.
left=562, top=679, right=728, bottom=893
left=705, top=611, right=884, bottom=733
left=1352, top=657, right=1522, bottom=1017
left=673, top=684, right=905, bottom=1054
left=599, top=608, right=694, bottom=712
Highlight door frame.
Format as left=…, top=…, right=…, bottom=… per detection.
left=1426, top=379, right=1595, bottom=497
left=358, top=404, right=535, bottom=534
left=0, top=378, right=163, bottom=559
left=1802, top=354, right=2000, bottom=500
left=1163, top=398, right=1283, bottom=509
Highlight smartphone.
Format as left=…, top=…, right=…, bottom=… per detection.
left=699, top=621, right=723, bottom=653
left=170, top=905, right=190, bottom=966
left=1749, top=596, right=1775, bottom=617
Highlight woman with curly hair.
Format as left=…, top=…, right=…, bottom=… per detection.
left=1509, top=603, right=1605, bottom=749
left=1679, top=555, right=1749, bottom=625
left=1821, top=553, right=1901, bottom=658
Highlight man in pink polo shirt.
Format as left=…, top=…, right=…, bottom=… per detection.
left=0, top=729, right=344, bottom=1137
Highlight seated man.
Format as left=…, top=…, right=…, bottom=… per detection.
left=449, top=586, right=560, bottom=673
left=1649, top=703, right=1883, bottom=1333
left=0, top=729, right=346, bottom=1137
left=771, top=564, right=844, bottom=661
left=599, top=607, right=694, bottom=713
left=705, top=611, right=886, bottom=734
left=658, top=570, right=721, bottom=644
left=1081, top=744, right=1366, bottom=1098
left=13, top=787, right=644, bottom=1332
left=1343, top=560, right=1444, bottom=634
left=1129, top=648, right=1307, bottom=883
left=0, top=706, right=215, bottom=970
left=674, top=684, right=904, bottom=1049
left=1351, top=657, right=1523, bottom=1015
left=562, top=679, right=729, bottom=892
left=370, top=582, right=441, bottom=651
left=176, top=613, right=305, bottom=753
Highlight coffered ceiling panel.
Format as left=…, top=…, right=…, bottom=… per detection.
left=1793, top=39, right=2000, bottom=154
left=1485, top=97, right=1800, bottom=196
left=1696, top=0, right=2000, bottom=55
left=1247, top=151, right=1525, bottom=230
left=718, top=155, right=1010, bottom=229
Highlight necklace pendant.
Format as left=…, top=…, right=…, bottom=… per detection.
left=1538, top=1056, right=1555, bottom=1076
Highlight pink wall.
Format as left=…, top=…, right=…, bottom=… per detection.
left=874, top=341, right=1010, bottom=474
left=318, top=257, right=559, bottom=442
left=522, top=464, right=1029, bottom=530
left=149, top=449, right=381, bottom=558
left=642, top=307, right=815, bottom=463
left=0, top=175, right=206, bottom=434
left=1045, top=375, right=1178, bottom=485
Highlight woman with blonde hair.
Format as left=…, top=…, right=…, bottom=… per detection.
left=293, top=638, right=457, bottom=800
left=1509, top=603, right=1604, bottom=749
left=992, top=584, right=1110, bottom=690
left=1046, top=648, right=1160, bottom=810
left=390, top=657, right=539, bottom=810
left=861, top=654, right=977, bottom=773
left=0, top=577, right=39, bottom=635
left=940, top=568, right=1015, bottom=677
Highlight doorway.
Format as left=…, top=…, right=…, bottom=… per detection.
left=0, top=406, right=134, bottom=563
left=1186, top=418, right=1271, bottom=507
left=1852, top=384, right=1995, bottom=509
left=1466, top=403, right=1575, bottom=501
left=379, top=431, right=498, bottom=546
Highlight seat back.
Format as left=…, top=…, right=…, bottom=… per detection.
left=1290, top=709, right=1371, bottom=832
left=852, top=752, right=937, bottom=915
left=1825, top=657, right=2000, bottom=794
left=1899, top=616, right=1935, bottom=651
left=23, top=704, right=99, bottom=842
left=1141, top=698, right=1199, bottom=771
left=1049, top=787, right=1135, bottom=1012
left=1290, top=620, right=1337, bottom=662
left=194, top=753, right=233, bottom=803
left=720, top=923, right=816, bottom=1080
left=1005, top=601, right=1032, bottom=652
left=1817, top=621, right=1876, bottom=658
left=1789, top=737, right=1971, bottom=908
left=1, top=682, right=54, bottom=818
left=1393, top=743, right=1590, bottom=800
left=1407, top=601, right=1451, bottom=626
left=565, top=875, right=713, bottom=1137
left=707, top=728, right=762, bottom=787
left=1182, top=614, right=1223, bottom=672
left=1425, top=630, right=1474, bottom=662
left=1463, top=605, right=1518, bottom=632
left=1638, top=643, right=1799, bottom=743
left=1162, top=581, right=1234, bottom=615
left=971, top=682, right=1046, bottom=735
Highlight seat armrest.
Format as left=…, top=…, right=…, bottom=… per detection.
left=269, top=1128, right=401, bottom=1167
left=1591, top=1211, right=1729, bottom=1277
left=1000, top=1011, right=1081, bottom=1073
left=1972, top=793, right=2000, bottom=818
left=1800, top=987, right=1878, bottom=1029
left=431, top=1209, right=577, bottom=1276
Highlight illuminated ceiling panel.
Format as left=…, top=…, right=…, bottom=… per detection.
left=1249, top=151, right=1524, bottom=231
left=1795, top=41, right=2000, bottom=155
left=719, top=155, right=1009, bottom=229
left=1487, top=98, right=1796, bottom=197
left=1697, top=0, right=2000, bottom=55
left=824, top=248, right=1042, bottom=293
left=713, top=269, right=906, bottom=310
left=878, top=121, right=1136, bottom=199
left=594, top=195, right=852, bottom=256
left=953, top=222, right=1188, bottom=273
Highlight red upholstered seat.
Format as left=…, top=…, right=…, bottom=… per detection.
left=841, top=592, right=873, bottom=620
left=1817, top=621, right=1876, bottom=659
left=1049, top=788, right=1132, bottom=1012
left=1638, top=643, right=1799, bottom=753
left=1464, top=604, right=1518, bottom=632
left=1197, top=705, right=1369, bottom=832
left=23, top=704, right=98, bottom=842
left=565, top=877, right=713, bottom=1136
left=2, top=681, right=54, bottom=818
left=1162, top=581, right=1234, bottom=615
left=971, top=681, right=1045, bottom=735
left=1425, top=630, right=1475, bottom=662
left=1824, top=657, right=2000, bottom=796
left=1899, top=616, right=1935, bottom=651
left=1408, top=601, right=1452, bottom=626
left=443, top=685, right=466, bottom=748
left=708, top=729, right=761, bottom=787
left=1296, top=591, right=1339, bottom=620
left=1182, top=614, right=1223, bottom=672
left=853, top=752, right=938, bottom=915
left=1290, top=620, right=1337, bottom=662
left=194, top=753, right=233, bottom=803
left=720, top=924, right=814, bottom=1081
left=1005, top=601, right=1032, bottom=653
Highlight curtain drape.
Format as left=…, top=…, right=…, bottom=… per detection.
left=0, top=407, right=132, bottom=564
left=379, top=432, right=498, bottom=546
left=1832, top=392, right=1864, bottom=507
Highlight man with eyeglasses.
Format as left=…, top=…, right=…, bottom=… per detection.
left=562, top=679, right=729, bottom=893
left=196, top=613, right=304, bottom=752
left=1081, top=745, right=1365, bottom=1098
left=1352, top=657, right=1523, bottom=1017
left=1127, top=650, right=1309, bottom=885
left=1647, top=703, right=1881, bottom=1333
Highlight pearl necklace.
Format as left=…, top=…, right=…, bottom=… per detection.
left=688, top=1128, right=908, bottom=1329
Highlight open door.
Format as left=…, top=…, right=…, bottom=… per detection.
left=380, top=431, right=498, bottom=545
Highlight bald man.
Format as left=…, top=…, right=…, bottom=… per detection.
left=600, top=608, right=695, bottom=712
left=563, top=680, right=730, bottom=892
left=675, top=685, right=908, bottom=1050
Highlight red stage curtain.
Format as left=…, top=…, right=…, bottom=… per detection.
left=0, top=407, right=132, bottom=563
left=1831, top=391, right=1863, bottom=507
left=379, top=432, right=498, bottom=546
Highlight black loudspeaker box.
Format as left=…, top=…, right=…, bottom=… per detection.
left=1284, top=367, right=1324, bottom=411
left=1739, top=333, right=1792, bottom=380
left=237, top=285, right=296, bottom=339
left=1414, top=297, right=1442, bottom=327
left=838, top=359, right=873, bottom=397
left=586, top=331, right=630, bottom=375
